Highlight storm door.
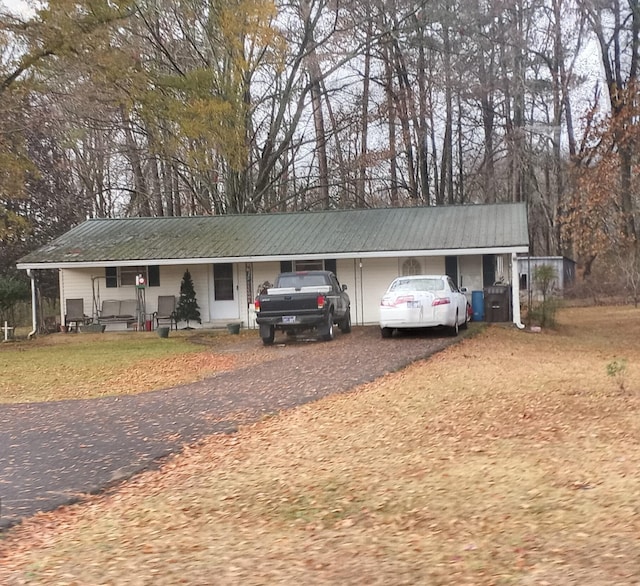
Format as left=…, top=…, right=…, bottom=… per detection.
left=210, top=263, right=239, bottom=321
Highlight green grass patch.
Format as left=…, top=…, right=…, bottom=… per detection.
left=0, top=332, right=217, bottom=403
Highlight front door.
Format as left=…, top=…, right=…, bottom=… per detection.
left=210, top=263, right=239, bottom=321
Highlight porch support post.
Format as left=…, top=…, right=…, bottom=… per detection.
left=26, top=269, right=37, bottom=339
left=511, top=253, right=524, bottom=329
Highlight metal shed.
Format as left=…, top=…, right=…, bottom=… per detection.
left=517, top=256, right=576, bottom=299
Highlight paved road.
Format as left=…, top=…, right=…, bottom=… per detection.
left=0, top=327, right=460, bottom=530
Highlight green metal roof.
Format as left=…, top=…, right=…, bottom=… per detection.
left=17, top=203, right=529, bottom=268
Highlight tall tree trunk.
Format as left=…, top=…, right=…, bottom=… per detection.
left=383, top=42, right=399, bottom=205
left=391, top=37, right=418, bottom=199
left=417, top=40, right=430, bottom=204
left=121, top=106, right=151, bottom=217
left=357, top=13, right=372, bottom=208
left=299, top=0, right=330, bottom=209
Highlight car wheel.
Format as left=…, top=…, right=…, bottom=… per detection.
left=340, top=308, right=352, bottom=333
left=460, top=313, right=469, bottom=330
left=262, top=326, right=275, bottom=345
left=381, top=327, right=393, bottom=338
left=321, top=312, right=334, bottom=341
left=450, top=314, right=459, bottom=336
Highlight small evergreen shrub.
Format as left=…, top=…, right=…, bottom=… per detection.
left=175, top=270, right=201, bottom=328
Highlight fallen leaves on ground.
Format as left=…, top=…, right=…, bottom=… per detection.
left=1, top=306, right=640, bottom=585
left=97, top=352, right=239, bottom=395
left=0, top=332, right=269, bottom=402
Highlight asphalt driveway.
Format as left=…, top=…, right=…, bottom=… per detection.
left=0, top=327, right=462, bottom=530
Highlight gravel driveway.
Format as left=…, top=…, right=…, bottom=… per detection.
left=0, top=326, right=463, bottom=530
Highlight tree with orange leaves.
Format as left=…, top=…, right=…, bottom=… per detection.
left=563, top=84, right=640, bottom=298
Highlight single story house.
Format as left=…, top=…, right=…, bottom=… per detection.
left=16, top=203, right=530, bottom=332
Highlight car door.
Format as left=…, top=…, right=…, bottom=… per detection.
left=330, top=274, right=348, bottom=317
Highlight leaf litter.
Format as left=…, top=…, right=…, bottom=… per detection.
left=0, top=306, right=639, bottom=584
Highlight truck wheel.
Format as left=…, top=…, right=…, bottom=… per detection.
left=261, top=326, right=275, bottom=345
left=321, top=312, right=334, bottom=341
left=340, top=308, right=352, bottom=333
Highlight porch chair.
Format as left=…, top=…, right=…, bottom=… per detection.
left=154, top=295, right=178, bottom=330
left=64, top=298, right=90, bottom=332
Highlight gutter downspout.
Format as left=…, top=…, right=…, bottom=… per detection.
left=511, top=253, right=525, bottom=329
left=26, top=269, right=37, bottom=339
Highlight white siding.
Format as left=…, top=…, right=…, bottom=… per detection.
left=60, top=255, right=493, bottom=329
left=356, top=258, right=397, bottom=325
left=245, top=262, right=280, bottom=329
left=421, top=257, right=446, bottom=274
left=60, top=268, right=96, bottom=324
left=252, top=262, right=281, bottom=297
left=336, top=259, right=357, bottom=307
left=61, top=265, right=212, bottom=329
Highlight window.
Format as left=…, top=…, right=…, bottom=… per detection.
left=294, top=259, right=324, bottom=271
left=520, top=273, right=528, bottom=290
left=280, top=259, right=336, bottom=275
left=148, top=266, right=160, bottom=287
left=214, top=263, right=234, bottom=301
left=277, top=273, right=328, bottom=288
left=104, top=266, right=160, bottom=288
left=119, top=266, right=142, bottom=287
left=391, top=277, right=443, bottom=292
left=402, top=258, right=421, bottom=276
left=106, top=267, right=118, bottom=288
left=496, top=256, right=505, bottom=283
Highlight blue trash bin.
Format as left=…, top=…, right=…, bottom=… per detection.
left=472, top=290, right=484, bottom=321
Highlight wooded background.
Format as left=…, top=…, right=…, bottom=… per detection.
left=1, top=0, right=639, bottom=295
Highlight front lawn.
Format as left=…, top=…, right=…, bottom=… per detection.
left=1, top=306, right=639, bottom=584
left=0, top=330, right=252, bottom=403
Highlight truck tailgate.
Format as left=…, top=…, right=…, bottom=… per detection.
left=259, top=292, right=323, bottom=314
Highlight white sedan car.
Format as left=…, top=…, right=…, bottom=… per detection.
left=379, top=275, right=469, bottom=338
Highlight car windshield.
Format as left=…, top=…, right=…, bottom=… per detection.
left=276, top=274, right=327, bottom=288
left=390, top=278, right=444, bottom=292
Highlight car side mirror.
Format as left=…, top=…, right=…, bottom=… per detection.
left=342, top=284, right=348, bottom=291
left=460, top=287, right=468, bottom=293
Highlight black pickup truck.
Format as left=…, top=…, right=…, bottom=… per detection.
left=255, top=271, right=351, bottom=344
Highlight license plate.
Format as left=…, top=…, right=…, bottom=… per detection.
left=282, top=316, right=296, bottom=324
left=408, top=301, right=422, bottom=308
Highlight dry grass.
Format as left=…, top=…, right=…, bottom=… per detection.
left=1, top=306, right=639, bottom=585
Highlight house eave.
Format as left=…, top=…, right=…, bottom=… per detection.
left=17, top=245, right=530, bottom=271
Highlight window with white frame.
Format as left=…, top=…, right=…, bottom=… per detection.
left=402, top=258, right=421, bottom=276
left=105, top=266, right=160, bottom=287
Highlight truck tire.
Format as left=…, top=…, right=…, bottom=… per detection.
left=320, top=312, right=334, bottom=341
left=261, top=325, right=275, bottom=345
left=339, top=308, right=352, bottom=333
